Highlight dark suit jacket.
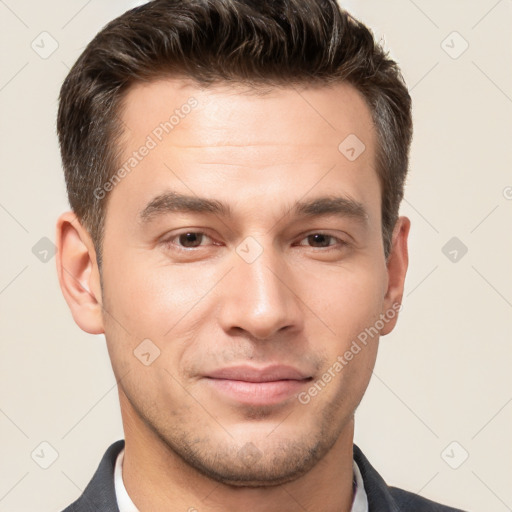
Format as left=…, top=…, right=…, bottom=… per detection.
left=62, top=440, right=467, bottom=511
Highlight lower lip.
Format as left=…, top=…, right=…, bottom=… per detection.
left=205, top=378, right=309, bottom=406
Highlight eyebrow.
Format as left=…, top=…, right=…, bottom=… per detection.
left=139, top=191, right=231, bottom=222
left=294, top=196, right=368, bottom=222
left=138, top=190, right=368, bottom=225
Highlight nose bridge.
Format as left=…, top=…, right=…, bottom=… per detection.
left=219, top=238, right=301, bottom=339
left=242, top=247, right=285, bottom=310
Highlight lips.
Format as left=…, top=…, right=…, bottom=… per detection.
left=203, top=365, right=312, bottom=406
left=206, top=365, right=311, bottom=382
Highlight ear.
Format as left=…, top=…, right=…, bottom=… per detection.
left=55, top=211, right=104, bottom=334
left=380, top=216, right=410, bottom=336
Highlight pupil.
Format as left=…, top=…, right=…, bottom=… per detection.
left=180, top=232, right=202, bottom=247
left=309, top=234, right=329, bottom=247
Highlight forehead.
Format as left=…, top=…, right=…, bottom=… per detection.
left=108, top=78, right=380, bottom=229
left=118, top=78, right=376, bottom=162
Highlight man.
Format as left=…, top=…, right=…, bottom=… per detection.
left=55, top=0, right=465, bottom=510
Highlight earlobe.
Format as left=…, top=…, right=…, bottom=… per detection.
left=55, top=212, right=104, bottom=335
left=380, top=216, right=410, bottom=336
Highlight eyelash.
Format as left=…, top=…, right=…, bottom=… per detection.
left=161, top=231, right=348, bottom=252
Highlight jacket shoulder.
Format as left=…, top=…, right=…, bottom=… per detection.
left=389, top=487, right=468, bottom=511
left=60, top=440, right=124, bottom=512
left=353, top=444, right=468, bottom=511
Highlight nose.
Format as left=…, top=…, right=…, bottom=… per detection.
left=217, top=243, right=303, bottom=341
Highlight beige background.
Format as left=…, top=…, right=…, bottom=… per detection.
left=1, top=1, right=511, bottom=511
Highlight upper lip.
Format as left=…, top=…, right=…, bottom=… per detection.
left=205, top=365, right=311, bottom=383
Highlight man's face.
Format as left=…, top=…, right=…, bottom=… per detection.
left=98, top=79, right=405, bottom=485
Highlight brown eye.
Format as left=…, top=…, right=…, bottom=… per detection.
left=178, top=232, right=205, bottom=248
left=306, top=233, right=335, bottom=248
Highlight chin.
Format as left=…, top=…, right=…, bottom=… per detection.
left=166, top=430, right=332, bottom=488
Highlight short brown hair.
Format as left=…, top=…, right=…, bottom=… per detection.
left=57, top=0, right=412, bottom=265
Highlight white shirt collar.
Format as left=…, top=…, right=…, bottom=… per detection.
left=114, top=448, right=140, bottom=512
left=114, top=448, right=368, bottom=512
left=352, top=457, right=369, bottom=512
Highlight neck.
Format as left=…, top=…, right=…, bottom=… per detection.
left=120, top=393, right=355, bottom=512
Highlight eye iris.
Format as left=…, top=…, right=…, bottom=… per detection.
left=179, top=232, right=203, bottom=247
left=308, top=234, right=331, bottom=247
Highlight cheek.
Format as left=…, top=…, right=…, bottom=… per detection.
left=100, top=254, right=229, bottom=384
left=102, top=250, right=222, bottom=336
left=298, top=260, right=387, bottom=341
left=303, top=270, right=384, bottom=405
